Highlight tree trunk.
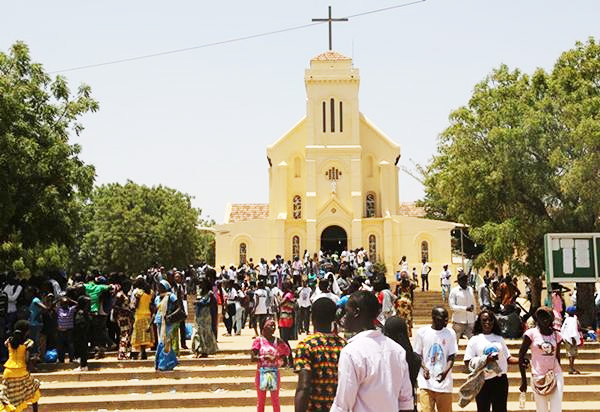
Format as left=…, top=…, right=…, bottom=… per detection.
left=576, top=282, right=596, bottom=329
left=529, top=275, right=543, bottom=311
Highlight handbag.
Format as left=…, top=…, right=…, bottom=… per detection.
left=532, top=332, right=559, bottom=396
left=259, top=367, right=279, bottom=391
left=166, top=294, right=187, bottom=324
left=532, top=369, right=557, bottom=396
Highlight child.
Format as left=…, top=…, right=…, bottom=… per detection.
left=561, top=305, right=581, bottom=374
left=73, top=296, right=91, bottom=372
left=411, top=267, right=419, bottom=286
left=55, top=296, right=77, bottom=363
left=2, top=320, right=41, bottom=412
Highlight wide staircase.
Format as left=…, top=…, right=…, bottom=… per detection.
left=34, top=291, right=600, bottom=412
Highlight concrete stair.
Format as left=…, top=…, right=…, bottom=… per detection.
left=32, top=290, right=600, bottom=411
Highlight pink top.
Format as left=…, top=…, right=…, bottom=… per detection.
left=551, top=293, right=563, bottom=319
left=524, top=327, right=562, bottom=378
left=251, top=336, right=290, bottom=368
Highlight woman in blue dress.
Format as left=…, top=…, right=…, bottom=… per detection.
left=153, top=280, right=181, bottom=371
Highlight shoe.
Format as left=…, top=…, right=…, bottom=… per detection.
left=75, top=366, right=88, bottom=372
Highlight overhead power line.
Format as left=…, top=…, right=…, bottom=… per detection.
left=49, top=0, right=426, bottom=74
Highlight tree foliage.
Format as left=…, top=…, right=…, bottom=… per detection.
left=77, top=181, right=211, bottom=273
left=422, top=39, right=600, bottom=322
left=0, top=42, right=98, bottom=276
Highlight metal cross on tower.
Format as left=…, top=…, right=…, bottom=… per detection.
left=312, top=6, right=348, bottom=51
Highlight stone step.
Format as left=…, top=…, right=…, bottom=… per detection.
left=35, top=361, right=600, bottom=386
left=109, top=403, right=600, bottom=412
left=34, top=350, right=600, bottom=375
left=37, top=386, right=600, bottom=411
left=39, top=372, right=600, bottom=397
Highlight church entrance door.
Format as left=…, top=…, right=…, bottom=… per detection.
left=320, top=225, right=347, bottom=254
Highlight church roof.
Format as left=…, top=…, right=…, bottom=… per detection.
left=226, top=203, right=269, bottom=223
left=398, top=202, right=426, bottom=218
left=311, top=50, right=351, bottom=61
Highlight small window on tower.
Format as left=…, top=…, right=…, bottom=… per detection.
left=322, top=101, right=326, bottom=133
left=366, top=192, right=376, bottom=218
left=292, top=235, right=300, bottom=258
left=330, top=98, right=335, bottom=132
left=293, top=195, right=302, bottom=219
left=369, top=235, right=377, bottom=262
left=339, top=101, right=343, bottom=132
left=294, top=157, right=301, bottom=178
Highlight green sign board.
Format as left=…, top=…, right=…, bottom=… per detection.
left=544, top=233, right=600, bottom=283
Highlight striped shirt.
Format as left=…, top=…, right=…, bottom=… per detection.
left=56, top=305, right=77, bottom=330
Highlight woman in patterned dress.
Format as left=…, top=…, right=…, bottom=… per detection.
left=395, top=277, right=417, bottom=337
left=2, top=320, right=41, bottom=412
left=192, top=278, right=218, bottom=358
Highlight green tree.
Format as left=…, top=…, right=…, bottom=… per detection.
left=422, top=38, right=600, bottom=326
left=78, top=181, right=208, bottom=273
left=0, top=42, right=98, bottom=276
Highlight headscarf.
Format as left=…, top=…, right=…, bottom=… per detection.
left=261, top=318, right=276, bottom=336
left=158, top=280, right=173, bottom=352
left=159, top=279, right=171, bottom=292
left=566, top=306, right=577, bottom=315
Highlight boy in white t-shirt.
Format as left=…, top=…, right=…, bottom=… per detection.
left=297, top=282, right=313, bottom=334
left=561, top=306, right=581, bottom=374
left=414, top=306, right=457, bottom=412
left=439, top=265, right=452, bottom=303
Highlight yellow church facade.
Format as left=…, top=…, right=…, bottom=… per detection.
left=215, top=51, right=458, bottom=283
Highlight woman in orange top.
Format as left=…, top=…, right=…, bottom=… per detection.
left=2, top=320, right=41, bottom=412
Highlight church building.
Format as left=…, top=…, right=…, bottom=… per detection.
left=215, top=50, right=457, bottom=280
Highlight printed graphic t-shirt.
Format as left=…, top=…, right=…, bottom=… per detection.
left=414, top=326, right=458, bottom=393
left=524, top=327, right=562, bottom=378
left=464, top=333, right=510, bottom=379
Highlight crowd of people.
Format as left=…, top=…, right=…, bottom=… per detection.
left=0, top=247, right=598, bottom=412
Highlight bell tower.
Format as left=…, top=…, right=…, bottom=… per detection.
left=304, top=51, right=360, bottom=146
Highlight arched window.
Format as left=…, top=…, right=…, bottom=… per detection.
left=292, top=235, right=300, bottom=258
left=239, top=243, right=247, bottom=265
left=369, top=235, right=377, bottom=262
left=366, top=192, right=376, bottom=218
left=293, top=195, right=302, bottom=219
left=322, top=101, right=326, bottom=133
left=330, top=98, right=335, bottom=132
left=294, top=157, right=301, bottom=178
left=339, top=101, right=343, bottom=132
left=421, top=241, right=429, bottom=262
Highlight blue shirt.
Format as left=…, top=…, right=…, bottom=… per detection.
left=29, top=297, right=42, bottom=326
left=154, top=293, right=177, bottom=324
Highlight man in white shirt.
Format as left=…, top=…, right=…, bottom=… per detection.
left=296, top=282, right=312, bottom=334
left=448, top=272, right=476, bottom=340
left=3, top=273, right=23, bottom=332
left=310, top=279, right=339, bottom=304
left=253, top=281, right=270, bottom=332
left=414, top=306, right=457, bottom=412
left=421, top=258, right=432, bottom=291
left=331, top=291, right=413, bottom=412
left=439, top=264, right=452, bottom=303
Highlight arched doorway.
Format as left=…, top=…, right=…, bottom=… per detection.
left=320, top=225, right=347, bottom=254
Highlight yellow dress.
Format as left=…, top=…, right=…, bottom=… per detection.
left=2, top=339, right=41, bottom=412
left=131, top=290, right=155, bottom=349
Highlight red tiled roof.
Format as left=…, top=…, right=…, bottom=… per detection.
left=311, top=50, right=351, bottom=61
left=228, top=204, right=269, bottom=223
left=398, top=202, right=426, bottom=217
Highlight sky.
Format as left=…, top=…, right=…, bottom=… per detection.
left=2, top=0, right=599, bottom=223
